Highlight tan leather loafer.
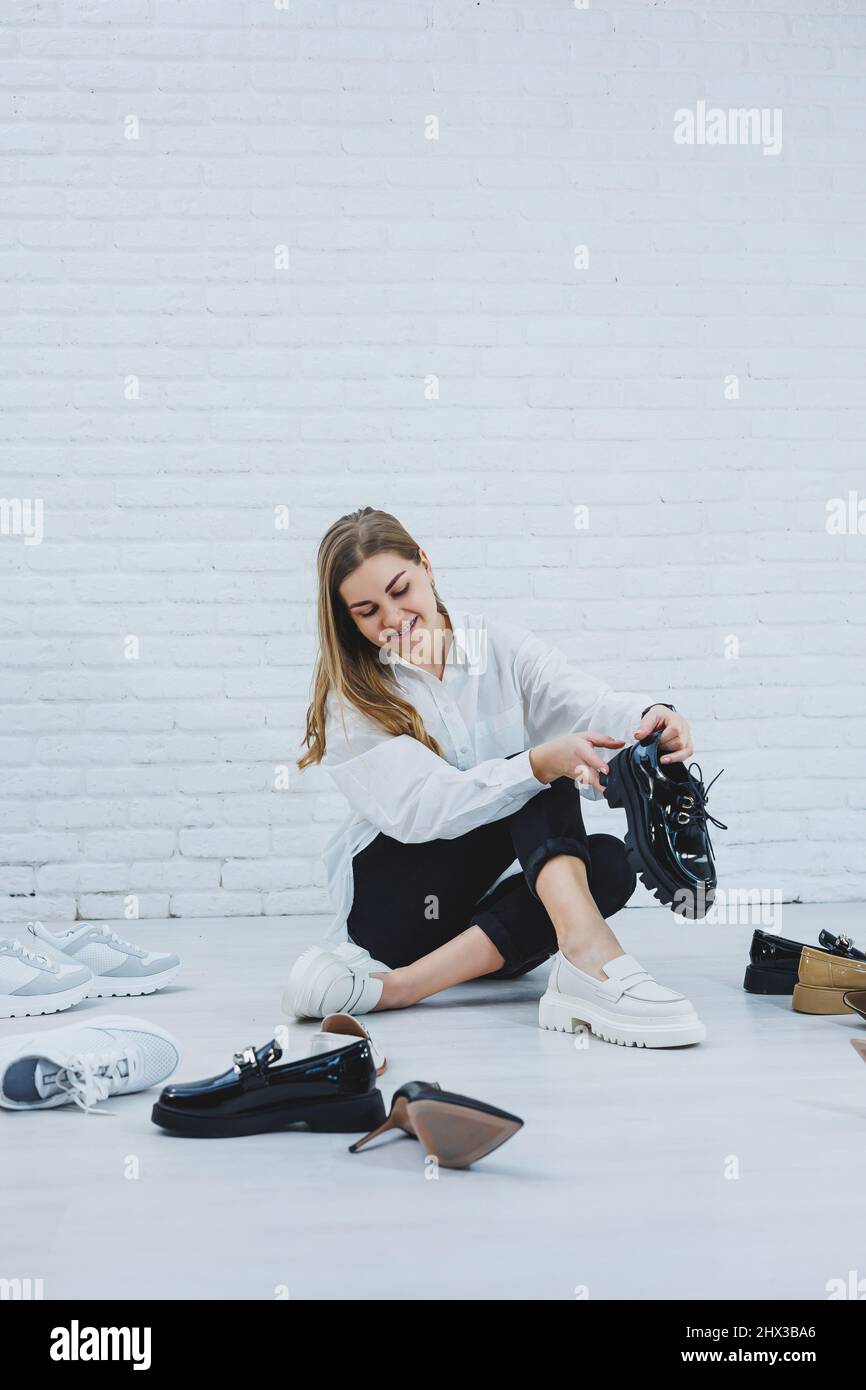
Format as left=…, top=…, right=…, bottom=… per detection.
left=792, top=948, right=866, bottom=1014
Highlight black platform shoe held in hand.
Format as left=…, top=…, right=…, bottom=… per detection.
left=349, top=1081, right=523, bottom=1169
left=600, top=730, right=726, bottom=920
left=151, top=1034, right=385, bottom=1138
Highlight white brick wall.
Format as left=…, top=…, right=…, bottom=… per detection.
left=2, top=0, right=865, bottom=924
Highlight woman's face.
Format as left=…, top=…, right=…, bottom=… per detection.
left=339, top=550, right=443, bottom=666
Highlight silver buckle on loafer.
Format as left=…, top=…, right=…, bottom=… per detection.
left=233, top=1046, right=258, bottom=1075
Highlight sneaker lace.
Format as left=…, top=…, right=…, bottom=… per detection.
left=55, top=1050, right=136, bottom=1115
left=96, top=927, right=144, bottom=957
left=3, top=938, right=54, bottom=970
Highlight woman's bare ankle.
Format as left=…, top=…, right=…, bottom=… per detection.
left=372, top=968, right=414, bottom=1010
left=559, top=931, right=624, bottom=982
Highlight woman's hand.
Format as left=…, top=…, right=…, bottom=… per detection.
left=633, top=705, right=694, bottom=766
left=530, top=732, right=625, bottom=792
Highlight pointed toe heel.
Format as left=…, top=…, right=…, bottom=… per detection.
left=409, top=1100, right=522, bottom=1169
left=349, top=1081, right=523, bottom=1169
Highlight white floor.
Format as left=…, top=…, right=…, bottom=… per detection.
left=1, top=905, right=865, bottom=1301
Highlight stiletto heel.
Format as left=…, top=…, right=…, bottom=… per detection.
left=347, top=1105, right=405, bottom=1151
left=348, top=1083, right=436, bottom=1151
left=348, top=1080, right=523, bottom=1169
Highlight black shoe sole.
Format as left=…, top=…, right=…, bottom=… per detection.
left=602, top=748, right=715, bottom=920
left=151, top=1088, right=387, bottom=1139
left=743, top=964, right=797, bottom=995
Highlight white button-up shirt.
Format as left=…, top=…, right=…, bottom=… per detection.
left=319, top=609, right=655, bottom=945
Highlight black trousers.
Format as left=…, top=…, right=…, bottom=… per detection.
left=346, top=766, right=637, bottom=979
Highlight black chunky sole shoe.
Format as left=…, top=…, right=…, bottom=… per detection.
left=743, top=928, right=865, bottom=996
left=600, top=731, right=725, bottom=921
left=151, top=1035, right=385, bottom=1139
left=743, top=963, right=796, bottom=995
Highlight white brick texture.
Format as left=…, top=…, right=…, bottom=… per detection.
left=1, top=1, right=865, bottom=922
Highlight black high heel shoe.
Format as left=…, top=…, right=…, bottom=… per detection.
left=348, top=1081, right=523, bottom=1169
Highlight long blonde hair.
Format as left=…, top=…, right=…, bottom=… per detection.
left=297, top=507, right=451, bottom=769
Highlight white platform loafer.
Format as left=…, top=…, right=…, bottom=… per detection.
left=283, top=945, right=388, bottom=1020
left=538, top=950, right=706, bottom=1048
left=331, top=941, right=391, bottom=975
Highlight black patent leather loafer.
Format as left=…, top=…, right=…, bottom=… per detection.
left=600, top=731, right=726, bottom=920
left=151, top=1035, right=385, bottom=1138
left=744, top=928, right=866, bottom=995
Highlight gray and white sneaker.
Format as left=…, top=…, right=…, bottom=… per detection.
left=29, top=922, right=180, bottom=999
left=0, top=1015, right=181, bottom=1112
left=0, top=938, right=93, bottom=1020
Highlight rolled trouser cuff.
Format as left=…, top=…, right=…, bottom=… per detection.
left=521, top=835, right=593, bottom=902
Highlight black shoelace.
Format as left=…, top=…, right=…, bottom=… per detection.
left=670, top=764, right=728, bottom=836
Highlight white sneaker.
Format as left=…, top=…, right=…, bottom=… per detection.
left=538, top=951, right=706, bottom=1048
left=0, top=1014, right=182, bottom=1112
left=29, top=921, right=180, bottom=998
left=283, top=945, right=387, bottom=1019
left=0, top=938, right=93, bottom=1019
